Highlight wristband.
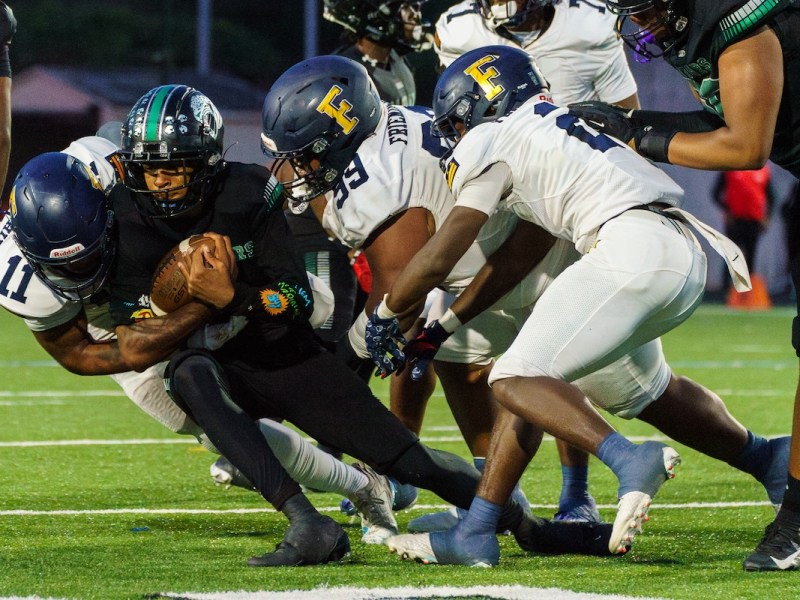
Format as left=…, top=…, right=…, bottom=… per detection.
left=638, top=129, right=676, bottom=164
left=437, top=308, right=462, bottom=334
left=376, top=294, right=399, bottom=319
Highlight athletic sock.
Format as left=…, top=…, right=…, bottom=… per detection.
left=596, top=432, right=635, bottom=476
left=558, top=464, right=590, bottom=507
left=728, top=430, right=772, bottom=479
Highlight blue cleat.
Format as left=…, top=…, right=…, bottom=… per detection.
left=554, top=494, right=602, bottom=523
left=610, top=441, right=681, bottom=554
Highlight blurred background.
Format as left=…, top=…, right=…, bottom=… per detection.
left=5, top=0, right=798, bottom=299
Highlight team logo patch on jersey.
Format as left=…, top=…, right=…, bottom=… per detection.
left=445, top=158, right=460, bottom=190
left=464, top=55, right=504, bottom=101
left=317, top=85, right=359, bottom=135
left=260, top=288, right=289, bottom=316
left=131, top=308, right=155, bottom=320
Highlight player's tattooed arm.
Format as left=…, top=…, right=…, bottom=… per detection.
left=115, top=302, right=212, bottom=372
left=32, top=311, right=129, bottom=376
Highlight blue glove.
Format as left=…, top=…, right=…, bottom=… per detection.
left=365, top=305, right=407, bottom=379
left=404, top=320, right=452, bottom=381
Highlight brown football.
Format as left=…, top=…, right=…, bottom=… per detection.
left=150, top=235, right=216, bottom=316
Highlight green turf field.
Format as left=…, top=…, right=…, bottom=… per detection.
left=0, top=304, right=798, bottom=599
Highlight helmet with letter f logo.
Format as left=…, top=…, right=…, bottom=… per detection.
left=431, top=45, right=548, bottom=144
left=260, top=55, right=382, bottom=210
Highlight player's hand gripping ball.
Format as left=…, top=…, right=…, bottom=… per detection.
left=150, top=235, right=216, bottom=316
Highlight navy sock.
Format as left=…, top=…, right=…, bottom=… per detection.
left=461, top=496, right=504, bottom=536
left=596, top=432, right=635, bottom=477
left=728, top=431, right=771, bottom=479
left=559, top=464, right=589, bottom=505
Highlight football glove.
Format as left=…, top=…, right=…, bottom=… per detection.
left=365, top=303, right=407, bottom=379
left=0, top=2, right=15, bottom=47
left=404, top=320, right=451, bottom=381
left=568, top=101, right=674, bottom=163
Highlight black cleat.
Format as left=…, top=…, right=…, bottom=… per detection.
left=247, top=515, right=351, bottom=567
left=743, top=509, right=800, bottom=572
left=514, top=513, right=615, bottom=557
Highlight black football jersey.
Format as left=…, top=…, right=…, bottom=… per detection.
left=108, top=162, right=319, bottom=368
left=664, top=0, right=800, bottom=176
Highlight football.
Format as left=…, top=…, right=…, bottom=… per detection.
left=150, top=235, right=216, bottom=316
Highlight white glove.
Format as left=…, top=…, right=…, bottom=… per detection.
left=187, top=316, right=249, bottom=351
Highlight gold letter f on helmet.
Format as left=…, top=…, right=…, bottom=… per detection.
left=464, top=55, right=505, bottom=101
left=317, top=85, right=359, bottom=135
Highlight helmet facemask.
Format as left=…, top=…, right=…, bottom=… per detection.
left=21, top=211, right=116, bottom=302
left=261, top=133, right=340, bottom=213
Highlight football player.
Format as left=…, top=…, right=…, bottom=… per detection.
left=107, top=83, right=614, bottom=566
left=426, top=0, right=642, bottom=525
left=566, top=0, right=800, bottom=572
left=365, top=45, right=784, bottom=566
left=0, top=144, right=408, bottom=552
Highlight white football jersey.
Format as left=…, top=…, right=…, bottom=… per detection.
left=435, top=0, right=636, bottom=104
left=446, top=98, right=685, bottom=253
left=322, top=104, right=551, bottom=302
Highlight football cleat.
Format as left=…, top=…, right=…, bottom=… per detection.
left=387, top=529, right=497, bottom=568
left=346, top=462, right=398, bottom=544
left=209, top=456, right=255, bottom=491
left=609, top=442, right=681, bottom=554
left=743, top=509, right=800, bottom=572
left=247, top=514, right=350, bottom=567
left=554, top=494, right=603, bottom=524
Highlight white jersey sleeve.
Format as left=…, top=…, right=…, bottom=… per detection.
left=62, top=136, right=122, bottom=192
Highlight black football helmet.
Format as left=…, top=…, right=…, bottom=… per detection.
left=261, top=55, right=382, bottom=210
left=431, top=45, right=548, bottom=143
left=476, top=1, right=553, bottom=29
left=119, top=84, right=224, bottom=218
left=323, top=0, right=431, bottom=53
left=605, top=0, right=689, bottom=62
left=10, top=152, right=114, bottom=302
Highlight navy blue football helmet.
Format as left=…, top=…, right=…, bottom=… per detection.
left=605, top=0, right=689, bottom=62
left=119, top=84, right=225, bottom=218
left=261, top=55, right=382, bottom=210
left=10, top=152, right=114, bottom=301
left=431, top=45, right=548, bottom=143
left=476, top=1, right=553, bottom=30
left=323, top=0, right=431, bottom=53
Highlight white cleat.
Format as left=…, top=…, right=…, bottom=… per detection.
left=609, top=445, right=681, bottom=554
left=347, top=462, right=398, bottom=545
left=387, top=533, right=438, bottom=564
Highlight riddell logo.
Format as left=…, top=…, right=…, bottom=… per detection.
left=50, top=244, right=85, bottom=258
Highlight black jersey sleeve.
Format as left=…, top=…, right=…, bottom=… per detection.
left=214, top=178, right=314, bottom=324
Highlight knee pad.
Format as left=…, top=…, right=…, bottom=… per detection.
left=164, top=348, right=223, bottom=415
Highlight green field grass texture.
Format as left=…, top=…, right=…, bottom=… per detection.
left=0, top=305, right=798, bottom=599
